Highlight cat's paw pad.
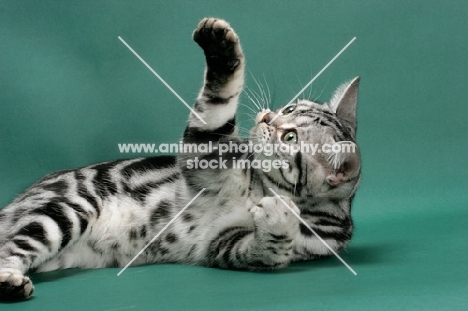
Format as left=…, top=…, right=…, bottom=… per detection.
left=193, top=17, right=243, bottom=69
left=0, top=270, right=34, bottom=301
left=252, top=196, right=300, bottom=236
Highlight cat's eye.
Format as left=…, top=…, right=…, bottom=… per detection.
left=281, top=104, right=296, bottom=115
left=282, top=131, right=298, bottom=144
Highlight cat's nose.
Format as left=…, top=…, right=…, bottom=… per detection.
left=260, top=112, right=276, bottom=124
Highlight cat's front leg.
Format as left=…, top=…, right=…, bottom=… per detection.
left=178, top=18, right=246, bottom=193
left=186, top=17, right=244, bottom=138
left=249, top=196, right=301, bottom=267
left=207, top=196, right=300, bottom=270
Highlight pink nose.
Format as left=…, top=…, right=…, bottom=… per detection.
left=261, top=112, right=275, bottom=123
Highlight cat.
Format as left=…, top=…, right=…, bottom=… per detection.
left=0, top=17, right=361, bottom=301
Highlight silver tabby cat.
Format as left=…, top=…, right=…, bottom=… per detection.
left=0, top=18, right=361, bottom=300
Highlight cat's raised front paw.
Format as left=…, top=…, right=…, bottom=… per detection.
left=193, top=17, right=243, bottom=72
left=0, top=269, right=34, bottom=301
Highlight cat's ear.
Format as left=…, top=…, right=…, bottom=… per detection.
left=326, top=142, right=360, bottom=186
left=329, top=77, right=360, bottom=136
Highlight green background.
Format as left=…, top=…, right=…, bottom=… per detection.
left=1, top=0, right=467, bottom=310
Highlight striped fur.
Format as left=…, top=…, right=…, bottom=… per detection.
left=0, top=18, right=361, bottom=301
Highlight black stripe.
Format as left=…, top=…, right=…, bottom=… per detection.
left=13, top=239, right=37, bottom=252
left=41, top=180, right=68, bottom=196
left=303, top=211, right=350, bottom=228
left=75, top=171, right=101, bottom=217
left=294, top=151, right=303, bottom=195
left=269, top=233, right=287, bottom=240
left=121, top=156, right=176, bottom=177
left=266, top=238, right=292, bottom=244
left=139, top=225, right=147, bottom=238
left=91, top=161, right=122, bottom=198
left=207, top=226, right=253, bottom=265
left=221, top=229, right=252, bottom=267
left=31, top=202, right=73, bottom=249
left=264, top=172, right=294, bottom=192
left=266, top=246, right=279, bottom=255
left=128, top=229, right=138, bottom=241
left=150, top=200, right=173, bottom=227
left=203, top=92, right=237, bottom=105
left=299, top=223, right=351, bottom=241
left=16, top=222, right=51, bottom=250
left=301, top=210, right=341, bottom=219
left=124, top=172, right=180, bottom=202
left=299, top=223, right=315, bottom=238
left=299, top=109, right=350, bottom=140
left=317, top=111, right=351, bottom=140
left=108, top=259, right=120, bottom=268
left=183, top=118, right=236, bottom=144
left=187, top=244, right=197, bottom=257
left=315, top=218, right=344, bottom=227
left=63, top=201, right=89, bottom=234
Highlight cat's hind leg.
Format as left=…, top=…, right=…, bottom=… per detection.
left=0, top=174, right=96, bottom=300
left=0, top=213, right=48, bottom=300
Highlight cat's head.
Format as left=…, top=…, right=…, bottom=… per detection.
left=250, top=77, right=361, bottom=201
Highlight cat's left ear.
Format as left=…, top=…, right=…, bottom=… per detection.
left=326, top=141, right=360, bottom=186
left=329, top=77, right=360, bottom=136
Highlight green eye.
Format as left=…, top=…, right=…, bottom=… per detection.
left=282, top=104, right=296, bottom=115
left=282, top=131, right=298, bottom=144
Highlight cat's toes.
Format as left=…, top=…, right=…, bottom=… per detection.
left=193, top=17, right=237, bottom=45
left=193, top=17, right=243, bottom=65
left=0, top=269, right=34, bottom=301
left=253, top=196, right=300, bottom=236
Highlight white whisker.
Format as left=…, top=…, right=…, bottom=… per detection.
left=245, top=85, right=265, bottom=110
left=243, top=91, right=262, bottom=111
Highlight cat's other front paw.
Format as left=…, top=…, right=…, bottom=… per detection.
left=250, top=196, right=300, bottom=243
left=0, top=269, right=34, bottom=301
left=193, top=17, right=243, bottom=72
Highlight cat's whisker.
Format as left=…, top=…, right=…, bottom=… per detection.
left=307, top=74, right=314, bottom=101
left=245, top=88, right=263, bottom=111
left=246, top=80, right=267, bottom=110
left=262, top=74, right=272, bottom=110
left=243, top=90, right=262, bottom=111
left=240, top=103, right=259, bottom=115
left=242, top=116, right=258, bottom=128
left=247, top=73, right=266, bottom=109
left=240, top=113, right=257, bottom=125
left=251, top=75, right=269, bottom=110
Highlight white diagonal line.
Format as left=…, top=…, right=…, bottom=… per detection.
left=268, top=188, right=357, bottom=275
left=269, top=37, right=356, bottom=125
left=118, top=36, right=207, bottom=125
left=117, top=188, right=206, bottom=276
